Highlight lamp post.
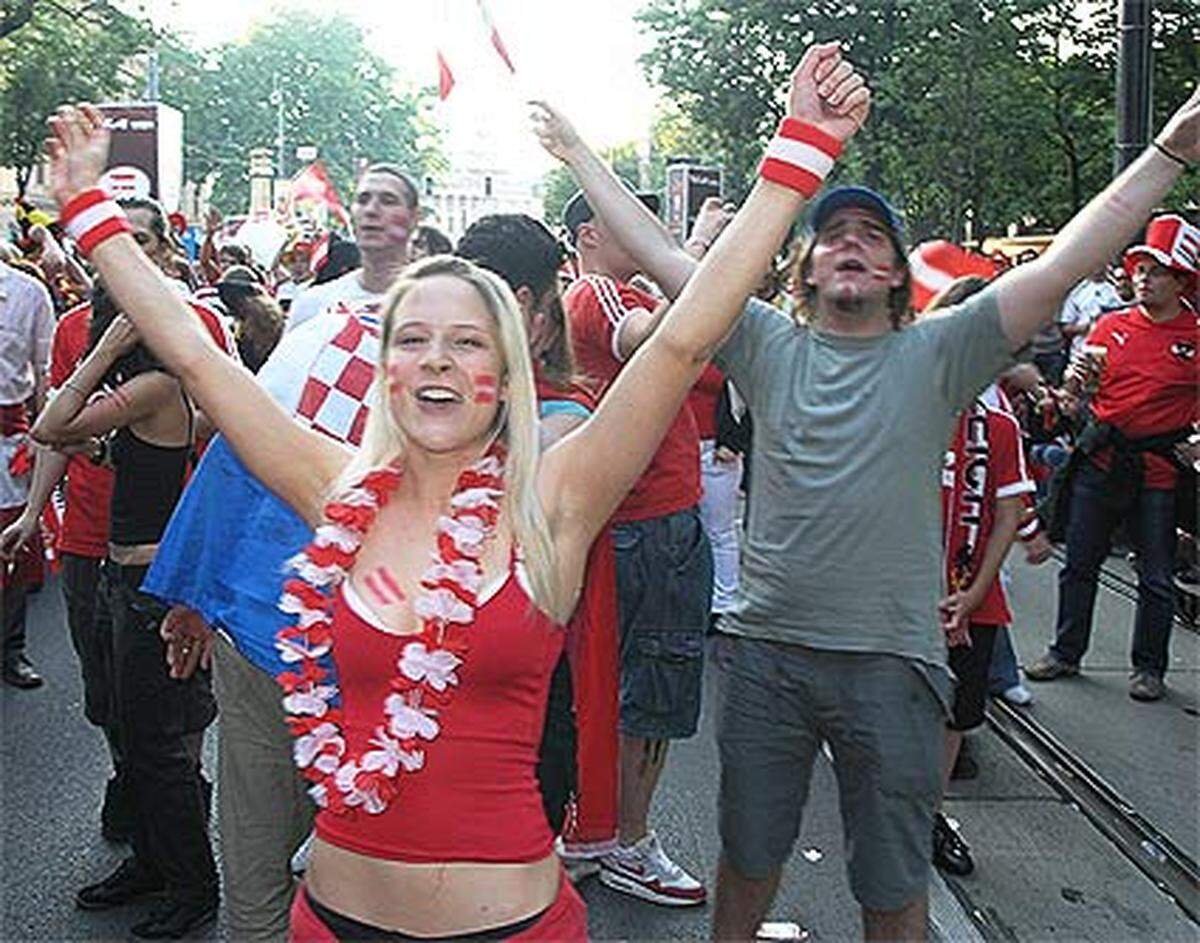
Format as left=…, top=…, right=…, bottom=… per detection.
left=1114, top=0, right=1152, bottom=175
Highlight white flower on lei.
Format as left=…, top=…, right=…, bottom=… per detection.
left=472, top=455, right=504, bottom=478
left=361, top=728, right=426, bottom=776
left=384, top=695, right=440, bottom=741
left=438, top=514, right=487, bottom=557
left=294, top=721, right=345, bottom=770
left=335, top=761, right=388, bottom=815
left=313, top=523, right=359, bottom=551
left=275, top=635, right=332, bottom=663
left=413, top=587, right=473, bottom=625
left=450, top=487, right=502, bottom=513
left=421, top=558, right=482, bottom=595
left=278, top=592, right=330, bottom=629
left=282, top=683, right=337, bottom=717
left=398, top=641, right=461, bottom=692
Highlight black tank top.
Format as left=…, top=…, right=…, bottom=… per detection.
left=108, top=398, right=192, bottom=546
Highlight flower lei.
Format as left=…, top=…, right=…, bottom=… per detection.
left=274, top=446, right=505, bottom=815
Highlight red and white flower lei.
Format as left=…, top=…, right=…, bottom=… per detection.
left=275, top=447, right=505, bottom=816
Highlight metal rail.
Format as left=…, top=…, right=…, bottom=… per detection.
left=986, top=699, right=1200, bottom=924
left=1051, top=549, right=1197, bottom=631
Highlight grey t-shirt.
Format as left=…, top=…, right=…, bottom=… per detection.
left=714, top=288, right=1015, bottom=669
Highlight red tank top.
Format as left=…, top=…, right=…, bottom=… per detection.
left=315, top=562, right=564, bottom=863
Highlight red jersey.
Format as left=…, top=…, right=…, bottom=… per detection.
left=687, top=364, right=724, bottom=440
left=941, top=388, right=1035, bottom=628
left=562, top=274, right=701, bottom=523
left=49, top=301, right=236, bottom=557
left=1086, top=305, right=1198, bottom=489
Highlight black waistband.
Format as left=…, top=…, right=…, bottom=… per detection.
left=304, top=888, right=546, bottom=942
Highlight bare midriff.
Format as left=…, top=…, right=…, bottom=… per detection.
left=305, top=836, right=561, bottom=935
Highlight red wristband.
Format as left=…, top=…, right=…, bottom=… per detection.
left=60, top=187, right=132, bottom=256
left=758, top=118, right=844, bottom=198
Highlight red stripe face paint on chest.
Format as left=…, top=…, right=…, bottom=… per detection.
left=363, top=566, right=406, bottom=607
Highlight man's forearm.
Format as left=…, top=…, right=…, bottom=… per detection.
left=563, top=146, right=697, bottom=300
left=998, top=147, right=1184, bottom=344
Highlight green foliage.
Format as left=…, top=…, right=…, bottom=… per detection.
left=636, top=0, right=1198, bottom=242
left=0, top=0, right=153, bottom=193
left=157, top=13, right=439, bottom=213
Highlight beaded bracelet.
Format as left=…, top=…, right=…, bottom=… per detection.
left=60, top=188, right=132, bottom=255
left=758, top=118, right=844, bottom=198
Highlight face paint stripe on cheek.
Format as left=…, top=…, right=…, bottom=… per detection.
left=386, top=363, right=405, bottom=391
left=473, top=372, right=497, bottom=404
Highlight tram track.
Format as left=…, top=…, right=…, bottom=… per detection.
left=1051, top=548, right=1198, bottom=632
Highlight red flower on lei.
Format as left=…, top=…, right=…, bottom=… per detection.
left=275, top=447, right=505, bottom=816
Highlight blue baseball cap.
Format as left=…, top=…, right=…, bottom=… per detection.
left=806, top=185, right=905, bottom=242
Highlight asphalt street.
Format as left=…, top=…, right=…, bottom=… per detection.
left=2, top=553, right=1196, bottom=941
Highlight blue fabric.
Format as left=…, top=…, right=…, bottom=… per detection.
left=141, top=435, right=313, bottom=676
left=539, top=400, right=591, bottom=420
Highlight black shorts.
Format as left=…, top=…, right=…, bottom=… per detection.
left=947, top=624, right=1001, bottom=731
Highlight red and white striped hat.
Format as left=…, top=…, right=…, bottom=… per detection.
left=908, top=240, right=997, bottom=312
left=1123, top=214, right=1199, bottom=287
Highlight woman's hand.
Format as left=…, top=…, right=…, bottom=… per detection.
left=43, top=103, right=109, bottom=208
left=161, top=606, right=215, bottom=680
left=96, top=314, right=139, bottom=359
left=787, top=42, right=870, bottom=144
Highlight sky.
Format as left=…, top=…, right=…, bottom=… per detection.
left=143, top=0, right=662, bottom=173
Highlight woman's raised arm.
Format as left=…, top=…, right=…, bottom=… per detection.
left=538, top=43, right=870, bottom=547
left=44, top=105, right=345, bottom=522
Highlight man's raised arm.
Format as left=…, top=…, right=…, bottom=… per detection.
left=532, top=101, right=696, bottom=299
left=997, top=86, right=1198, bottom=348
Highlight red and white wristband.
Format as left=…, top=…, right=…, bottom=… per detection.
left=60, top=188, right=132, bottom=256
left=758, top=118, right=843, bottom=198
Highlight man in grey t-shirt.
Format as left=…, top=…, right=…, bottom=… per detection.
left=541, top=74, right=1200, bottom=941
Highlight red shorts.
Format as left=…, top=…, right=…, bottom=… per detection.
left=288, top=870, right=588, bottom=942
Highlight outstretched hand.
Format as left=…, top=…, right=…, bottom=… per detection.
left=44, top=104, right=109, bottom=209
left=529, top=101, right=584, bottom=163
left=788, top=42, right=870, bottom=144
left=1157, top=84, right=1200, bottom=165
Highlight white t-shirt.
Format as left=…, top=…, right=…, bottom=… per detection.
left=1058, top=278, right=1123, bottom=355
left=285, top=270, right=383, bottom=333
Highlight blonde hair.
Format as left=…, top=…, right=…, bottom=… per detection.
left=335, top=255, right=569, bottom=622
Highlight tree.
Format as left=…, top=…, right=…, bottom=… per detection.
left=635, top=0, right=1197, bottom=242
left=158, top=13, right=439, bottom=214
left=0, top=0, right=153, bottom=195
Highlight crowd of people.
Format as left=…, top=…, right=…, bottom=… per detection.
left=0, top=39, right=1196, bottom=943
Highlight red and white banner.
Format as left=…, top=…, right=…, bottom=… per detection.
left=289, top=162, right=351, bottom=229
left=909, top=240, right=997, bottom=312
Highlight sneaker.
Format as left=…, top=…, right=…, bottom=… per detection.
left=1129, top=671, right=1165, bottom=702
left=932, top=813, right=974, bottom=876
left=75, top=857, right=164, bottom=911
left=130, top=897, right=218, bottom=939
left=1024, top=652, right=1080, bottom=681
left=1001, top=684, right=1034, bottom=707
left=599, top=831, right=706, bottom=906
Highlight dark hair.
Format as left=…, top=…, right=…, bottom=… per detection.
left=216, top=277, right=284, bottom=372
left=456, top=214, right=575, bottom=386
left=412, top=224, right=453, bottom=257
left=217, top=243, right=252, bottom=267
left=360, top=163, right=420, bottom=210
left=117, top=196, right=170, bottom=248
left=221, top=263, right=267, bottom=285
left=88, top=281, right=162, bottom=386
left=312, top=233, right=361, bottom=285
left=925, top=275, right=990, bottom=312
left=788, top=230, right=912, bottom=330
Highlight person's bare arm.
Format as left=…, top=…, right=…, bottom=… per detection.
left=940, top=495, right=1023, bottom=638
left=0, top=447, right=68, bottom=560
left=43, top=105, right=346, bottom=524
left=538, top=43, right=868, bottom=549
left=996, top=88, right=1199, bottom=349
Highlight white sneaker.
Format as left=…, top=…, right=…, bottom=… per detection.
left=599, top=830, right=706, bottom=907
left=1002, top=683, right=1034, bottom=706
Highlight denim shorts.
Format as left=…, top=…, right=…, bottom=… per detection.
left=612, top=506, right=712, bottom=739
left=715, top=634, right=948, bottom=911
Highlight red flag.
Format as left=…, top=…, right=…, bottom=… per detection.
left=908, top=240, right=997, bottom=312
left=289, top=161, right=351, bottom=229
left=437, top=49, right=456, bottom=100
left=476, top=0, right=516, bottom=73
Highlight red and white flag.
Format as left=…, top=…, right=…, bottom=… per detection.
left=437, top=49, right=456, bottom=100
left=476, top=0, right=516, bottom=73
left=908, top=240, right=997, bottom=312
left=308, top=232, right=331, bottom=277
left=289, top=161, right=351, bottom=229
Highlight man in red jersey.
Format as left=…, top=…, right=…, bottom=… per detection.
left=1028, top=214, right=1198, bottom=701
left=560, top=191, right=710, bottom=907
